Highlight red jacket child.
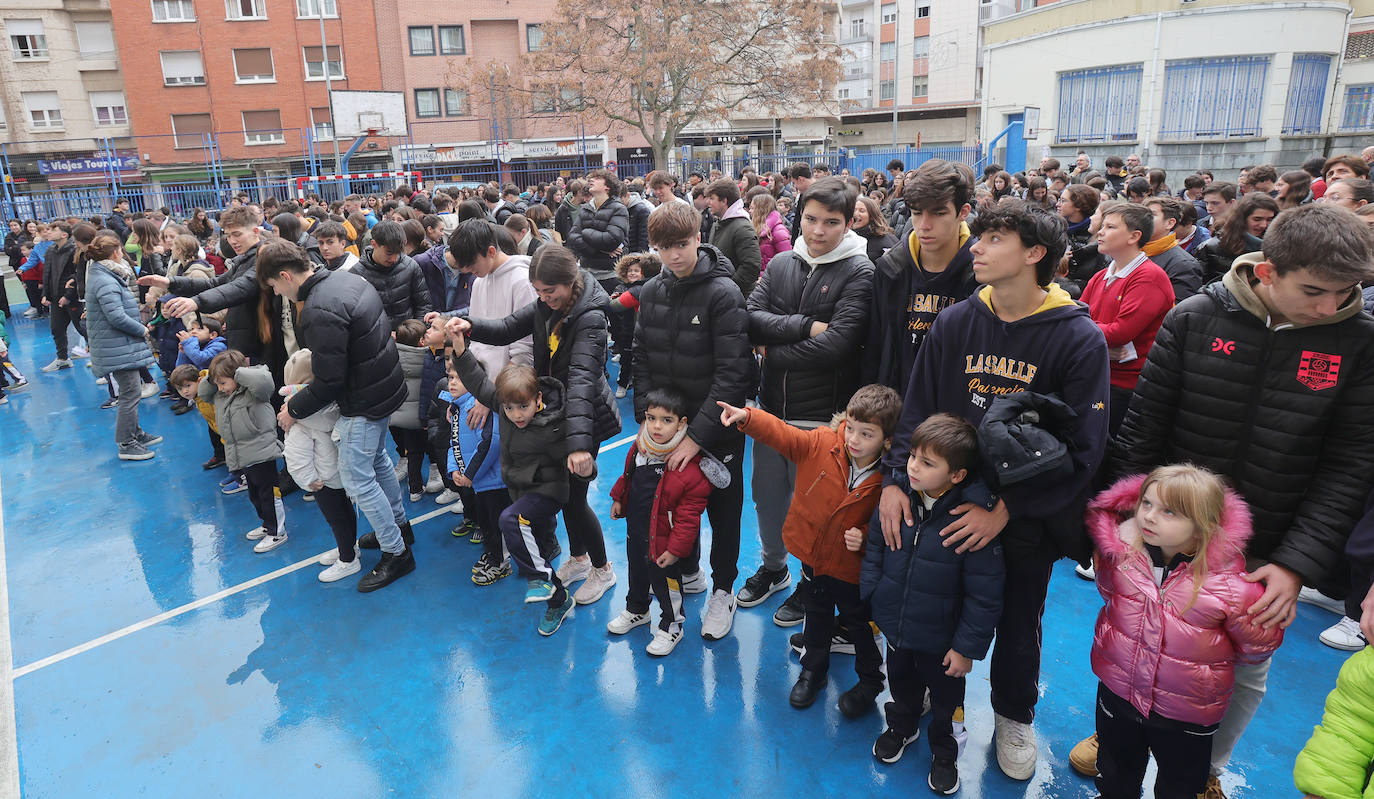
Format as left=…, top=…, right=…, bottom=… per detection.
left=610, top=445, right=719, bottom=560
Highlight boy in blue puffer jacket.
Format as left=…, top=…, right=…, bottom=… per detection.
left=442, top=354, right=512, bottom=586
left=860, top=413, right=1005, bottom=795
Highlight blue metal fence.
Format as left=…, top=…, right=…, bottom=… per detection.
left=1283, top=54, right=1333, bottom=135
left=1056, top=64, right=1143, bottom=143
left=1160, top=56, right=1270, bottom=140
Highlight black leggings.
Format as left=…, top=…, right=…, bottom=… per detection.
left=22, top=280, right=43, bottom=314
left=564, top=442, right=607, bottom=568
left=312, top=486, right=358, bottom=563
left=390, top=427, right=428, bottom=494
left=241, top=460, right=282, bottom=535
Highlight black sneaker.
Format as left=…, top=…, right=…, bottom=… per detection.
left=468, top=527, right=484, bottom=545
left=789, top=625, right=856, bottom=656
left=451, top=518, right=476, bottom=538
left=773, top=586, right=806, bottom=627
left=100, top=397, right=118, bottom=410
left=788, top=669, right=825, bottom=709
left=873, top=727, right=919, bottom=764
left=838, top=681, right=883, bottom=719
left=737, top=565, right=791, bottom=607
left=928, top=756, right=959, bottom=795
left=358, top=521, right=414, bottom=550
left=357, top=548, right=416, bottom=593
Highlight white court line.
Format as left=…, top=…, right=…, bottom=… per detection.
left=10, top=438, right=632, bottom=680
left=0, top=472, right=22, bottom=797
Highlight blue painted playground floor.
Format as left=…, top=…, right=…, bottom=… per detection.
left=0, top=301, right=1355, bottom=798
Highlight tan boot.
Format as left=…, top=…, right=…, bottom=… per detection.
left=1201, top=774, right=1227, bottom=799
left=1068, top=732, right=1099, bottom=777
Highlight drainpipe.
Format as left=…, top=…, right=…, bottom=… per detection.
left=1323, top=4, right=1354, bottom=153
left=1140, top=12, right=1163, bottom=164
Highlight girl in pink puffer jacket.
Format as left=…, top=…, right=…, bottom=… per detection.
left=1088, top=465, right=1284, bottom=799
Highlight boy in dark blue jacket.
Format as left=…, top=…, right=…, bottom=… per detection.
left=875, top=198, right=1109, bottom=781
left=861, top=413, right=1004, bottom=795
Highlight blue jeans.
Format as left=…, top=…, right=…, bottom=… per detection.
left=334, top=415, right=406, bottom=555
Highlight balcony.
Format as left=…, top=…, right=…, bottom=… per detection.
left=77, top=49, right=118, bottom=71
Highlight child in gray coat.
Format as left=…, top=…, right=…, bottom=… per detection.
left=202, top=350, right=287, bottom=553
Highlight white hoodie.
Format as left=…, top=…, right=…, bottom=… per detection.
left=792, top=229, right=869, bottom=273
left=468, top=254, right=535, bottom=379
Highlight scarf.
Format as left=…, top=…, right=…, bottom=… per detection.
left=1066, top=217, right=1092, bottom=236
left=635, top=423, right=688, bottom=464
left=1141, top=233, right=1177, bottom=258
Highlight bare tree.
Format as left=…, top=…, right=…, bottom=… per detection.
left=450, top=0, right=841, bottom=171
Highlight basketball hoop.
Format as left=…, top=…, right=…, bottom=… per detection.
left=364, top=128, right=379, bottom=138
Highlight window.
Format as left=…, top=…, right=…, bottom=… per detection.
left=1342, top=84, right=1374, bottom=131
left=310, top=106, right=333, bottom=140
left=439, top=25, right=464, bottom=55
left=151, top=0, right=195, bottom=22
left=1057, top=63, right=1143, bottom=143
left=75, top=22, right=116, bottom=59
left=160, top=50, right=205, bottom=85
left=89, top=91, right=127, bottom=126
left=881, top=3, right=896, bottom=23
left=303, top=45, right=343, bottom=80
left=879, top=80, right=895, bottom=101
left=226, top=0, right=266, bottom=20
left=296, top=0, right=337, bottom=18
left=22, top=91, right=61, bottom=128
left=849, top=18, right=866, bottom=38
left=414, top=88, right=441, bottom=118
left=1282, top=53, right=1332, bottom=135
left=917, top=4, right=930, bottom=17
left=880, top=42, right=895, bottom=62
left=1160, top=56, right=1269, bottom=139
left=171, top=113, right=211, bottom=148
left=531, top=87, right=557, bottom=114
left=232, top=48, right=275, bottom=82
left=445, top=88, right=468, bottom=116
left=560, top=87, right=584, bottom=111
left=527, top=24, right=544, bottom=52
left=837, top=87, right=850, bottom=100
left=913, top=36, right=930, bottom=59
left=0, top=104, right=7, bottom=130
left=242, top=109, right=284, bottom=144
left=409, top=26, right=435, bottom=56
left=7, top=20, right=48, bottom=59
left=912, top=76, right=928, bottom=99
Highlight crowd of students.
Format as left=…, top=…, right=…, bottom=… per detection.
left=3, top=151, right=1374, bottom=799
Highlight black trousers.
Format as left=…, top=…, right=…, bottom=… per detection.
left=680, top=436, right=745, bottom=593
left=988, top=541, right=1055, bottom=724
left=389, top=427, right=429, bottom=494
left=470, top=487, right=512, bottom=562
left=1095, top=683, right=1216, bottom=799
left=800, top=566, right=883, bottom=686
left=500, top=492, right=566, bottom=608
left=624, top=516, right=687, bottom=632
left=886, top=645, right=965, bottom=761
left=312, top=486, right=358, bottom=563
left=208, top=426, right=225, bottom=460
left=564, top=442, right=607, bottom=568
left=49, top=301, right=78, bottom=360
left=427, top=430, right=460, bottom=492
left=1108, top=384, right=1134, bottom=440
left=22, top=280, right=44, bottom=315
left=240, top=460, right=281, bottom=535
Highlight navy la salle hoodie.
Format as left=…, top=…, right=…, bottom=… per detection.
left=884, top=283, right=1110, bottom=549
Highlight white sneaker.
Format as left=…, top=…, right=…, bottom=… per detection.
left=556, top=557, right=592, bottom=585
left=320, top=548, right=340, bottom=566
left=700, top=589, right=736, bottom=640
left=70, top=346, right=89, bottom=358
left=245, top=526, right=268, bottom=540
left=614, top=386, right=627, bottom=398
left=646, top=627, right=683, bottom=656
left=1319, top=616, right=1368, bottom=651
left=318, top=556, right=362, bottom=583
left=607, top=609, right=651, bottom=635
left=1299, top=586, right=1347, bottom=616
left=574, top=564, right=616, bottom=604
left=435, top=488, right=461, bottom=505
left=680, top=569, right=707, bottom=594
left=22, top=308, right=38, bottom=319
left=409, top=492, right=423, bottom=502
left=40, top=358, right=72, bottom=372
left=394, top=456, right=408, bottom=482
left=424, top=465, right=443, bottom=493
left=993, top=713, right=1038, bottom=780
left=253, top=533, right=288, bottom=553
left=139, top=382, right=158, bottom=398
left=1075, top=564, right=1096, bottom=581
left=96, top=376, right=108, bottom=385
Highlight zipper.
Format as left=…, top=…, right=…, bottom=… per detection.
left=804, top=470, right=827, bottom=495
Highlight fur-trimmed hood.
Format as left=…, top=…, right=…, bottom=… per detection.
left=1088, top=473, right=1252, bottom=569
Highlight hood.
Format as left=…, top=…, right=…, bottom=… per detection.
left=666, top=244, right=735, bottom=287
left=530, top=376, right=566, bottom=426
left=487, top=254, right=532, bottom=282
left=877, top=222, right=973, bottom=280
left=567, top=269, right=611, bottom=321
left=973, top=281, right=1085, bottom=325
left=93, top=257, right=135, bottom=283
left=765, top=210, right=785, bottom=230
left=794, top=229, right=869, bottom=268
left=395, top=341, right=427, bottom=368
left=1222, top=253, right=1364, bottom=330
left=1088, top=474, right=1252, bottom=568
left=721, top=199, right=749, bottom=222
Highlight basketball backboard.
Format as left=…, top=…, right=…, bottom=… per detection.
left=330, top=90, right=408, bottom=138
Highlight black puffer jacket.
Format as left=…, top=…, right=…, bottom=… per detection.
left=567, top=198, right=629, bottom=281
left=355, top=246, right=433, bottom=328
left=466, top=271, right=621, bottom=454
left=1147, top=244, right=1203, bottom=303
left=287, top=268, right=406, bottom=421
left=632, top=245, right=753, bottom=457
left=1113, top=259, right=1374, bottom=586
left=41, top=241, right=77, bottom=305
left=625, top=196, right=651, bottom=254
left=747, top=238, right=874, bottom=422
left=169, top=244, right=267, bottom=360
left=1195, top=233, right=1262, bottom=285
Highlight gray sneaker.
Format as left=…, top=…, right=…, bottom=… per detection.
left=41, top=358, right=73, bottom=372
left=136, top=431, right=164, bottom=447
left=117, top=441, right=155, bottom=461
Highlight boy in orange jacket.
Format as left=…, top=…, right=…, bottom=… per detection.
left=719, top=384, right=902, bottom=717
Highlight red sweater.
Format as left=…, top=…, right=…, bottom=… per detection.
left=1080, top=257, right=1174, bottom=390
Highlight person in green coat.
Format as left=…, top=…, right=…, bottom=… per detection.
left=1294, top=646, right=1374, bottom=799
